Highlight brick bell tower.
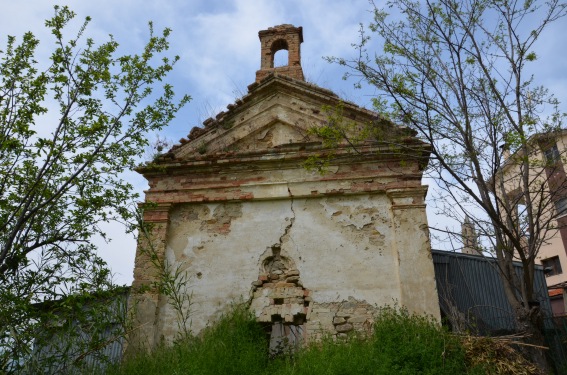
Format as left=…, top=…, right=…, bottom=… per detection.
left=255, top=24, right=304, bottom=83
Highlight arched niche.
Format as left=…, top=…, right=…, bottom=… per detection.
left=270, top=39, right=289, bottom=67
left=250, top=244, right=311, bottom=355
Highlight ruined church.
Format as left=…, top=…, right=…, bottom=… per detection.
left=128, top=25, right=439, bottom=351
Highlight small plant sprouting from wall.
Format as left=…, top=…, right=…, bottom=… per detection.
left=197, top=142, right=207, bottom=155
left=160, top=262, right=194, bottom=341
left=135, top=205, right=194, bottom=342
left=303, top=103, right=370, bottom=174
left=144, top=134, right=173, bottom=162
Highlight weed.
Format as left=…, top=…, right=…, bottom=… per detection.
left=109, top=305, right=510, bottom=375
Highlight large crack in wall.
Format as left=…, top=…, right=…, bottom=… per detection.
left=275, top=185, right=295, bottom=248
left=249, top=187, right=308, bottom=353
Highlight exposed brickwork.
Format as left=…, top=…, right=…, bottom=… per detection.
left=126, top=219, right=169, bottom=354
left=256, top=25, right=304, bottom=83
left=250, top=244, right=385, bottom=344
left=200, top=203, right=243, bottom=235
left=306, top=300, right=377, bottom=342
left=251, top=245, right=310, bottom=326
left=251, top=271, right=310, bottom=324
left=131, top=221, right=169, bottom=291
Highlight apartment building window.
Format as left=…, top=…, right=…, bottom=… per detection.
left=542, top=256, right=563, bottom=277
left=555, top=197, right=567, bottom=217
left=544, top=144, right=561, bottom=165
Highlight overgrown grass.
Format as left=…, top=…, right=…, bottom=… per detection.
left=108, top=305, right=499, bottom=375
left=270, top=307, right=475, bottom=375
left=108, top=306, right=269, bottom=375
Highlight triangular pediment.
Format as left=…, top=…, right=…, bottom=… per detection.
left=228, top=120, right=310, bottom=152
left=173, top=104, right=327, bottom=159
left=164, top=75, right=410, bottom=162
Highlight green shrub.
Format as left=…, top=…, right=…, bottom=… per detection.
left=107, top=305, right=269, bottom=375
left=108, top=305, right=492, bottom=375
left=368, top=306, right=470, bottom=374
left=271, top=306, right=475, bottom=375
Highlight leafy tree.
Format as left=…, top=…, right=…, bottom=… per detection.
left=324, top=0, right=566, bottom=371
left=0, top=6, right=189, bottom=372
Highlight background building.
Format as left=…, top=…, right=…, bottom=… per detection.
left=496, top=130, right=567, bottom=316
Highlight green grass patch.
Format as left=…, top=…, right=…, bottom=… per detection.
left=270, top=306, right=474, bottom=375
left=108, top=305, right=269, bottom=375
left=108, top=305, right=493, bottom=375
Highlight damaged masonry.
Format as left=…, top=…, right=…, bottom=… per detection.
left=127, top=24, right=440, bottom=353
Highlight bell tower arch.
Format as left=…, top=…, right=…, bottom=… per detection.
left=255, top=24, right=304, bottom=83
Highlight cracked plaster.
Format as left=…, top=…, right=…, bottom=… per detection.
left=128, top=26, right=438, bottom=350
left=155, top=193, right=433, bottom=339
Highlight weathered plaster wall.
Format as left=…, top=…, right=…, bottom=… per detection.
left=127, top=25, right=439, bottom=354
left=155, top=193, right=437, bottom=342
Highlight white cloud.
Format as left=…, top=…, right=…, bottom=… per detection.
left=2, top=0, right=566, bottom=286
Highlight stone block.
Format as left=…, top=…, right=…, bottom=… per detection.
left=348, top=316, right=369, bottom=324
left=335, top=323, right=354, bottom=333
left=258, top=313, right=270, bottom=322
left=333, top=317, right=346, bottom=325
left=312, top=308, right=330, bottom=313
left=286, top=276, right=300, bottom=283
left=275, top=282, right=295, bottom=288
left=286, top=269, right=300, bottom=276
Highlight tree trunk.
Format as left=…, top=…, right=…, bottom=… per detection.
left=516, top=305, right=551, bottom=374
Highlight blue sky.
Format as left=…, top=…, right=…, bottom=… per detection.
left=1, top=1, right=566, bottom=285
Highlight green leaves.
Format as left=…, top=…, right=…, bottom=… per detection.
left=328, top=2, right=566, bottom=367
left=525, top=51, right=537, bottom=61
left=0, top=6, right=189, bottom=373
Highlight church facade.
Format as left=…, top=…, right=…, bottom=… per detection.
left=128, top=25, right=439, bottom=351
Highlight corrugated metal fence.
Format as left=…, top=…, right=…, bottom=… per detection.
left=28, top=289, right=127, bottom=374
left=432, top=249, right=551, bottom=333
left=432, top=250, right=567, bottom=371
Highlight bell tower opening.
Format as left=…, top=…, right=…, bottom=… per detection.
left=255, top=24, right=304, bottom=83
left=271, top=39, right=289, bottom=67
